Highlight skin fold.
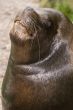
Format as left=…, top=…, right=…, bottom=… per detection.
left=1, top=7, right=73, bottom=110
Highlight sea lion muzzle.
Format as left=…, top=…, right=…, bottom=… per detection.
left=10, top=7, right=42, bottom=45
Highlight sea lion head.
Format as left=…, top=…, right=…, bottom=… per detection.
left=10, top=7, right=61, bottom=64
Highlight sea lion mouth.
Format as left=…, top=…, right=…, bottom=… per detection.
left=10, top=20, right=33, bottom=46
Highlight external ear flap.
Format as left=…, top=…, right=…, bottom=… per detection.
left=57, top=15, right=73, bottom=41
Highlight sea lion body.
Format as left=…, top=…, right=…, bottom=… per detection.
left=1, top=7, right=73, bottom=110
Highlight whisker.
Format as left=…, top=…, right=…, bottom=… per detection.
left=37, top=34, right=41, bottom=61
left=33, top=22, right=41, bottom=61
left=30, top=39, right=34, bottom=50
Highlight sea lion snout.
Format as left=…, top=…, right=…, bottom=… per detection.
left=10, top=7, right=41, bottom=45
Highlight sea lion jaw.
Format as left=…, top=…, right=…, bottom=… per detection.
left=10, top=24, right=39, bottom=65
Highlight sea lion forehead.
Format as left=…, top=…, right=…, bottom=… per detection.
left=15, top=7, right=62, bottom=20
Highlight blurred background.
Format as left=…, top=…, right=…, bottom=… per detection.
left=40, top=0, right=73, bottom=21
left=0, top=0, right=73, bottom=109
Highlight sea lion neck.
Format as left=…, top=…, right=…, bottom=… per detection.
left=10, top=34, right=53, bottom=65
left=10, top=36, right=69, bottom=68
left=10, top=37, right=70, bottom=77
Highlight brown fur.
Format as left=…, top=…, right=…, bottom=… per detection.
left=1, top=7, right=73, bottom=110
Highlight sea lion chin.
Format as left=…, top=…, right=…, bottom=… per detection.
left=1, top=7, right=73, bottom=110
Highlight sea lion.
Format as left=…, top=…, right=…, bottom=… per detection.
left=1, top=7, right=73, bottom=110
